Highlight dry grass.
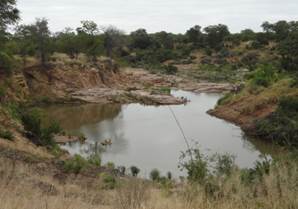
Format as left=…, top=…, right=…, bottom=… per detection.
left=0, top=152, right=298, bottom=209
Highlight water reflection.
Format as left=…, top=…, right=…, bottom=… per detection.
left=40, top=91, right=280, bottom=178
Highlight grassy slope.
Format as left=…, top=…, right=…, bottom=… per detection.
left=209, top=78, right=298, bottom=130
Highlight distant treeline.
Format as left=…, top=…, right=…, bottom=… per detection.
left=1, top=0, right=298, bottom=74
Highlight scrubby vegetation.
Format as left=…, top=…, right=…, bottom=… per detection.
left=255, top=96, right=298, bottom=146
left=0, top=129, right=13, bottom=140
left=20, top=109, right=61, bottom=147
left=0, top=1, right=298, bottom=208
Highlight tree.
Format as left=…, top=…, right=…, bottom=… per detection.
left=204, top=24, right=230, bottom=49
left=0, top=0, right=19, bottom=32
left=186, top=25, right=204, bottom=47
left=150, top=169, right=160, bottom=181
left=279, top=32, right=298, bottom=72
left=0, top=0, right=19, bottom=74
left=21, top=18, right=51, bottom=66
left=14, top=25, right=37, bottom=65
left=130, top=29, right=152, bottom=49
left=240, top=29, right=256, bottom=41
left=153, top=31, right=174, bottom=49
left=77, top=20, right=99, bottom=35
left=76, top=20, right=103, bottom=61
left=55, top=28, right=80, bottom=59
left=130, top=166, right=140, bottom=177
left=102, top=26, right=124, bottom=57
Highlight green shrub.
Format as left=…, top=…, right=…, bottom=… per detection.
left=130, top=166, right=140, bottom=177
left=0, top=129, right=13, bottom=140
left=179, top=148, right=208, bottom=184
left=21, top=109, right=61, bottom=147
left=167, top=171, right=172, bottom=180
left=240, top=157, right=271, bottom=185
left=211, top=153, right=235, bottom=177
left=101, top=173, right=117, bottom=189
left=150, top=169, right=160, bottom=181
left=217, top=93, right=232, bottom=106
left=0, top=51, right=14, bottom=74
left=88, top=154, right=101, bottom=167
left=0, top=86, right=7, bottom=100
left=291, top=74, right=298, bottom=87
left=255, top=96, right=298, bottom=146
left=163, top=64, right=178, bottom=75
left=106, top=162, right=115, bottom=169
left=249, top=64, right=279, bottom=87
left=64, top=154, right=88, bottom=174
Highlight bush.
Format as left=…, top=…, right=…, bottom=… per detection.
left=249, top=64, right=279, bottom=87
left=150, top=169, right=160, bottom=181
left=167, top=171, right=172, bottom=180
left=0, top=129, right=13, bottom=140
left=63, top=154, right=88, bottom=174
left=255, top=96, right=298, bottom=146
left=101, top=173, right=117, bottom=189
left=211, top=153, right=235, bottom=177
left=21, top=109, right=61, bottom=147
left=240, top=157, right=271, bottom=185
left=130, top=166, right=140, bottom=177
left=106, top=162, right=115, bottom=169
left=179, top=148, right=208, bottom=184
left=0, top=51, right=14, bottom=74
left=217, top=93, right=232, bottom=106
left=0, top=86, right=6, bottom=100
left=163, top=64, right=178, bottom=75
left=88, top=154, right=101, bottom=167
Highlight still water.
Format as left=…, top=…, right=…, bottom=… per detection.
left=41, top=90, right=275, bottom=178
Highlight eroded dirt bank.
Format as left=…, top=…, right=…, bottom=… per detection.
left=208, top=79, right=298, bottom=131
left=10, top=57, right=236, bottom=106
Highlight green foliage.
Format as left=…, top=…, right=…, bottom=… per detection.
left=0, top=51, right=14, bottom=74
left=63, top=154, right=88, bottom=174
left=130, top=166, right=140, bottom=177
left=151, top=87, right=171, bottom=95
left=217, top=93, right=233, bottom=106
left=241, top=52, right=259, bottom=70
left=4, top=102, right=21, bottom=120
left=106, top=162, right=115, bottom=169
left=186, top=25, right=204, bottom=47
left=88, top=154, right=101, bottom=167
left=0, top=129, right=13, bottom=140
left=249, top=64, right=279, bottom=87
left=21, top=109, right=61, bottom=147
left=0, top=86, right=7, bottom=99
left=163, top=64, right=178, bottom=75
left=279, top=31, right=298, bottom=72
left=150, top=169, right=160, bottom=181
left=179, top=147, right=208, bottom=184
left=196, top=64, right=238, bottom=82
left=130, top=29, right=153, bottom=50
left=204, top=24, right=230, bottom=50
left=0, top=0, right=19, bottom=32
left=240, top=157, right=271, bottom=185
left=255, top=96, right=298, bottom=146
left=101, top=173, right=117, bottom=189
left=166, top=171, right=172, bottom=180
left=210, top=153, right=235, bottom=177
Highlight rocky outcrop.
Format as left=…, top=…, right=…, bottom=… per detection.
left=22, top=57, right=120, bottom=101
left=71, top=88, right=187, bottom=105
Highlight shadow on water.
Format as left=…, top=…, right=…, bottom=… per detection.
left=40, top=90, right=282, bottom=178
left=41, top=103, right=122, bottom=130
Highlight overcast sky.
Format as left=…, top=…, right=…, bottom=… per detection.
left=17, top=0, right=298, bottom=34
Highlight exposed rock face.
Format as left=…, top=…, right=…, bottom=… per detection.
left=22, top=58, right=120, bottom=101
left=71, top=88, right=187, bottom=105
